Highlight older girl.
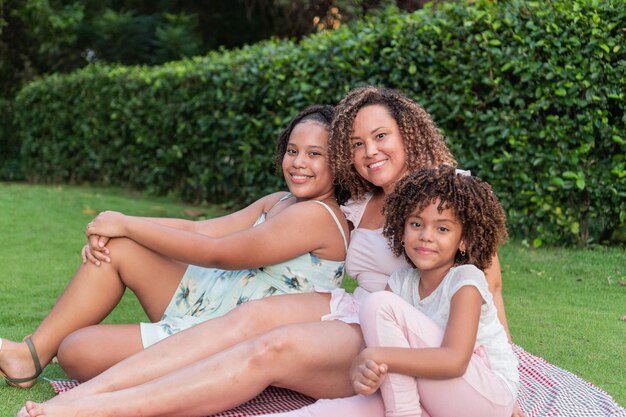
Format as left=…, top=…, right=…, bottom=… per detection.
left=1, top=105, right=348, bottom=386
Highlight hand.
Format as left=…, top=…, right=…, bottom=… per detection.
left=81, top=233, right=111, bottom=266
left=350, top=350, right=388, bottom=396
left=85, top=211, right=129, bottom=239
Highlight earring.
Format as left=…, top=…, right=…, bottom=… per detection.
left=460, top=250, right=466, bottom=257
left=401, top=240, right=405, bottom=247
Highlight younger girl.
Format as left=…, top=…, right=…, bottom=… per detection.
left=352, top=165, right=518, bottom=417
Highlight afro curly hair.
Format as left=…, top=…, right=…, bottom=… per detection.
left=329, top=86, right=456, bottom=200
left=383, top=165, right=508, bottom=271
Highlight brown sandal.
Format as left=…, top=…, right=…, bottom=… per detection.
left=0, top=337, right=43, bottom=388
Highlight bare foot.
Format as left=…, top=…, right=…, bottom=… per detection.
left=24, top=402, right=41, bottom=417
left=41, top=385, right=84, bottom=404
left=25, top=400, right=109, bottom=417
left=0, top=338, right=44, bottom=389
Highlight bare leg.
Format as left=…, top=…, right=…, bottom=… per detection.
left=484, top=254, right=509, bottom=339
left=46, top=292, right=332, bottom=403
left=25, top=320, right=363, bottom=417
left=0, top=238, right=186, bottom=387
left=57, top=324, right=144, bottom=381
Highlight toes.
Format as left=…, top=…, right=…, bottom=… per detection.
left=25, top=401, right=44, bottom=417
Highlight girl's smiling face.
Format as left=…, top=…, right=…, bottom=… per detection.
left=349, top=104, right=408, bottom=195
left=403, top=200, right=465, bottom=279
left=282, top=120, right=334, bottom=201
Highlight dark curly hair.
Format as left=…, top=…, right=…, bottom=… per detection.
left=382, top=165, right=508, bottom=271
left=329, top=86, right=456, bottom=200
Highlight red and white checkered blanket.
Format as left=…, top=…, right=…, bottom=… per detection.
left=511, top=345, right=625, bottom=417
left=49, top=344, right=625, bottom=417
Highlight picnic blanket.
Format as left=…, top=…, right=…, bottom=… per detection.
left=49, top=344, right=626, bottom=417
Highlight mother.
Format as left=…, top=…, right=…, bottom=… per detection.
left=21, top=86, right=509, bottom=417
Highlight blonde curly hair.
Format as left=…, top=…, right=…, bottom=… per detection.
left=329, top=86, right=456, bottom=200
left=383, top=165, right=508, bottom=271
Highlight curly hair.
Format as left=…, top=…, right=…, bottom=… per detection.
left=329, top=86, right=456, bottom=200
left=382, top=165, right=508, bottom=272
left=273, top=104, right=334, bottom=171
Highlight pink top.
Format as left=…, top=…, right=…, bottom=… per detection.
left=321, top=193, right=410, bottom=324
left=341, top=193, right=409, bottom=301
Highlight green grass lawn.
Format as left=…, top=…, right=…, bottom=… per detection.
left=0, top=182, right=624, bottom=415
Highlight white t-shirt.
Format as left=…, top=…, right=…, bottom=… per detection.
left=388, top=264, right=519, bottom=396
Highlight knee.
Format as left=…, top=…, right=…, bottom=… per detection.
left=244, top=327, right=300, bottom=371
left=103, top=238, right=139, bottom=264
left=81, top=237, right=137, bottom=273
left=57, top=328, right=100, bottom=381
left=359, top=291, right=403, bottom=324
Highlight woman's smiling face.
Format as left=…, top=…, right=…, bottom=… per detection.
left=349, top=104, right=408, bottom=194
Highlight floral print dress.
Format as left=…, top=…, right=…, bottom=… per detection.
left=140, top=197, right=347, bottom=347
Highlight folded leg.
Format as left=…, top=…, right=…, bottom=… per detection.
left=26, top=320, right=363, bottom=417
left=360, top=292, right=514, bottom=417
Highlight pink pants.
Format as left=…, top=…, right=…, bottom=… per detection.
left=264, top=291, right=514, bottom=417
left=359, top=291, right=514, bottom=417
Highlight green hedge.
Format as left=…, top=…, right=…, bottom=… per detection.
left=12, top=0, right=626, bottom=245
left=0, top=99, right=23, bottom=180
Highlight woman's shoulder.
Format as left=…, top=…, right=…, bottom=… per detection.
left=272, top=196, right=345, bottom=225
left=340, top=192, right=374, bottom=226
left=270, top=198, right=348, bottom=254
left=298, top=200, right=348, bottom=230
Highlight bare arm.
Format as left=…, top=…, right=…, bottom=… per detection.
left=352, top=286, right=482, bottom=388
left=82, top=192, right=284, bottom=265
left=484, top=253, right=511, bottom=341
left=136, top=192, right=288, bottom=237
left=87, top=198, right=345, bottom=269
